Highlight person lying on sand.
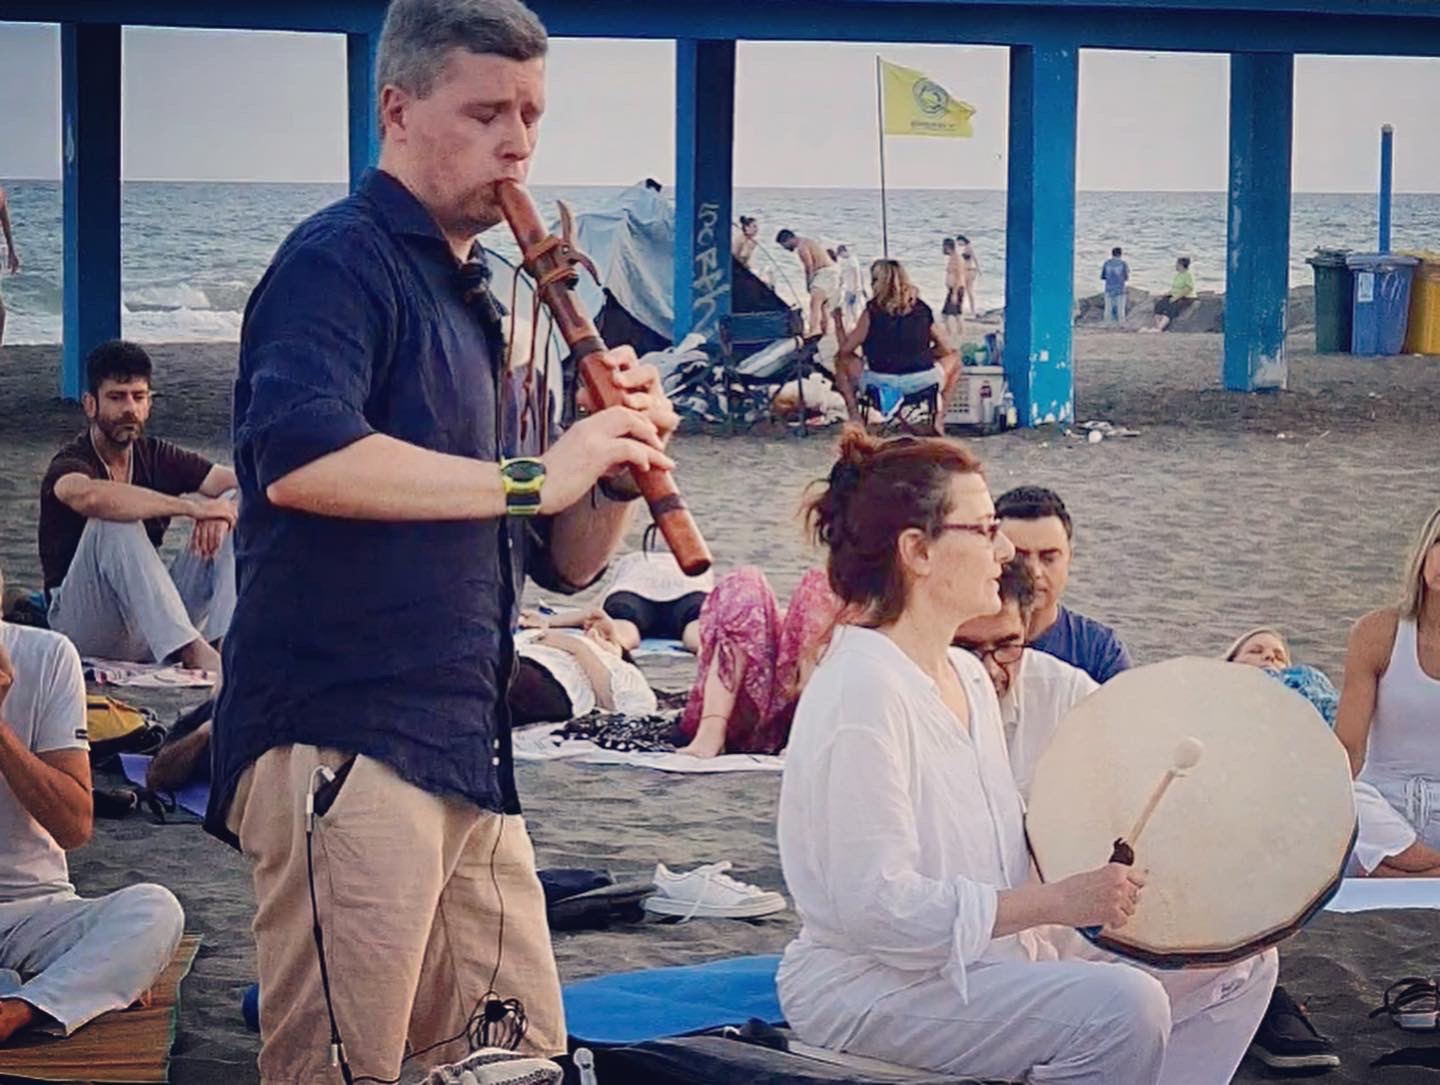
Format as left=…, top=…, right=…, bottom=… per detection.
left=776, top=427, right=1276, bottom=1084
left=0, top=564, right=183, bottom=1045
left=512, top=609, right=655, bottom=724
left=675, top=566, right=843, bottom=759
left=39, top=341, right=237, bottom=674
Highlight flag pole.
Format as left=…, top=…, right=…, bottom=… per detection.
left=875, top=55, right=890, bottom=258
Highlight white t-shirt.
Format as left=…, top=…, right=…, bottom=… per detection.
left=516, top=630, right=657, bottom=718
left=1000, top=648, right=1099, bottom=802
left=0, top=622, right=88, bottom=902
left=601, top=551, right=715, bottom=605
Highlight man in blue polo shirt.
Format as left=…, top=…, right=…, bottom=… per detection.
left=208, top=1, right=679, bottom=1080
left=996, top=486, right=1133, bottom=684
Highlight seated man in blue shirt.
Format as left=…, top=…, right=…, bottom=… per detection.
left=995, top=486, right=1133, bottom=683
left=208, top=1, right=681, bottom=1080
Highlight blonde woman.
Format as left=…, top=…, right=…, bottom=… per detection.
left=1223, top=627, right=1338, bottom=725
left=835, top=259, right=958, bottom=432
left=1335, top=504, right=1440, bottom=850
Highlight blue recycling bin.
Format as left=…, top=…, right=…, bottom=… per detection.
left=1346, top=253, right=1419, bottom=356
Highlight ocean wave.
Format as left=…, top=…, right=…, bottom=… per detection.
left=123, top=282, right=226, bottom=312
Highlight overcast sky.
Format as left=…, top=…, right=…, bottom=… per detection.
left=2, top=22, right=1438, bottom=191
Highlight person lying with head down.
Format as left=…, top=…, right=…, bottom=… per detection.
left=1223, top=623, right=1440, bottom=878
left=536, top=542, right=714, bottom=655
left=511, top=609, right=656, bottom=725
left=776, top=427, right=1276, bottom=1084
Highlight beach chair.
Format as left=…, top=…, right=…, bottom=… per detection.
left=858, top=366, right=944, bottom=435
left=717, top=311, right=828, bottom=434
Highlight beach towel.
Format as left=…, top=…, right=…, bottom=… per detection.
left=82, top=657, right=217, bottom=689
left=512, top=722, right=783, bottom=773
left=1325, top=876, right=1440, bottom=912
left=0, top=934, right=200, bottom=1083
left=634, top=637, right=692, bottom=659
left=120, top=753, right=211, bottom=817
left=564, top=955, right=784, bottom=1046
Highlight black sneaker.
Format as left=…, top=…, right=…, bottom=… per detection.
left=1248, top=985, right=1341, bottom=1071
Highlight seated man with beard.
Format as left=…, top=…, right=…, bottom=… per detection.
left=38, top=341, right=238, bottom=672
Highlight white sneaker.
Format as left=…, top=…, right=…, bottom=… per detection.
left=642, top=861, right=788, bottom=920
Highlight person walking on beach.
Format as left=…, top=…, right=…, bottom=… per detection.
left=0, top=185, right=20, bottom=348
left=942, top=237, right=965, bottom=341
left=208, top=0, right=679, bottom=1080
left=1101, top=246, right=1129, bottom=324
left=777, top=229, right=841, bottom=338
left=957, top=234, right=980, bottom=317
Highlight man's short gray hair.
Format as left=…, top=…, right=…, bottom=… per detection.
left=377, top=0, right=548, bottom=103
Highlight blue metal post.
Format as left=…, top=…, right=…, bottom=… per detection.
left=673, top=39, right=736, bottom=343
left=347, top=29, right=380, bottom=191
left=1378, top=124, right=1394, bottom=253
left=60, top=23, right=122, bottom=402
left=1004, top=43, right=1079, bottom=427
left=1224, top=52, right=1294, bottom=392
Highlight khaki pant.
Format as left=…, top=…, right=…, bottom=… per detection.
left=230, top=745, right=565, bottom=1084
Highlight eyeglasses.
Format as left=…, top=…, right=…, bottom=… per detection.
left=956, top=642, right=1025, bottom=666
left=937, top=521, right=1004, bottom=543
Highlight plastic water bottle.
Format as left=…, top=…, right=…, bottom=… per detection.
left=1000, top=389, right=1017, bottom=429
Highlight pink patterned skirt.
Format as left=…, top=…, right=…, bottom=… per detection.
left=679, top=567, right=843, bottom=754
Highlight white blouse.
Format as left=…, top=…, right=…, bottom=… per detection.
left=516, top=630, right=657, bottom=718
left=777, top=626, right=1054, bottom=1042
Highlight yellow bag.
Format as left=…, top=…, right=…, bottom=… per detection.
left=86, top=695, right=164, bottom=759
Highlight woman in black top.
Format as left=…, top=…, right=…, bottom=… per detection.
left=834, top=259, right=958, bottom=432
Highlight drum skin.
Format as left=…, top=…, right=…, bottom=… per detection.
left=1025, top=657, right=1356, bottom=968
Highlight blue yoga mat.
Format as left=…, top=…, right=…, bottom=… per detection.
left=563, top=954, right=783, bottom=1046
left=120, top=753, right=211, bottom=817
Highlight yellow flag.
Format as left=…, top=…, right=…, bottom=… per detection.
left=880, top=59, right=975, bottom=139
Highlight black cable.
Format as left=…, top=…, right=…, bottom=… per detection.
left=306, top=825, right=355, bottom=1085
left=311, top=811, right=526, bottom=1085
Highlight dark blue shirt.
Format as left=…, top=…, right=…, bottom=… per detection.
left=207, top=169, right=576, bottom=846
left=1030, top=605, right=1133, bottom=684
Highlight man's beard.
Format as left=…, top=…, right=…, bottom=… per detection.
left=97, top=417, right=144, bottom=446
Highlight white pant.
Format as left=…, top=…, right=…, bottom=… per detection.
left=48, top=518, right=235, bottom=663
left=0, top=885, right=184, bottom=1034
left=800, top=943, right=1277, bottom=1084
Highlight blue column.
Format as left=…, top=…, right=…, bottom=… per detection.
left=1378, top=124, right=1394, bottom=253
left=347, top=30, right=380, bottom=191
left=1004, top=44, right=1078, bottom=428
left=673, top=39, right=735, bottom=342
left=60, top=24, right=122, bottom=402
left=1224, top=52, right=1293, bottom=392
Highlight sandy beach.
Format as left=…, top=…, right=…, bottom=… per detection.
left=2, top=330, right=1439, bottom=1083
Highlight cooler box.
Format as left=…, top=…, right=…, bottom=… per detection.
left=1402, top=251, right=1440, bottom=355
left=1347, top=253, right=1418, bottom=356
left=946, top=365, right=1006, bottom=427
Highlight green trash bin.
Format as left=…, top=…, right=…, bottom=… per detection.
left=1307, top=248, right=1354, bottom=353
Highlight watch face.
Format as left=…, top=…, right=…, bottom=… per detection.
left=505, top=459, right=545, bottom=484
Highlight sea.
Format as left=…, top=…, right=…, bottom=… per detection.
left=3, top=180, right=1439, bottom=345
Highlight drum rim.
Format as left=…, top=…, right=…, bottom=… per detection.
left=1027, top=821, right=1357, bottom=969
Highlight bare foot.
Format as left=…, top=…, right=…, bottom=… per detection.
left=676, top=735, right=725, bottom=759
left=130, top=987, right=155, bottom=1011
left=0, top=999, right=38, bottom=1043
